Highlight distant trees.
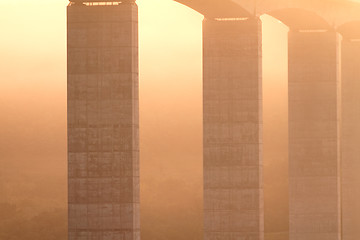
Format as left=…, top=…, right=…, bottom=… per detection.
left=0, top=202, right=66, bottom=240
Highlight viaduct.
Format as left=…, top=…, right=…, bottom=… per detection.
left=67, top=0, right=360, bottom=239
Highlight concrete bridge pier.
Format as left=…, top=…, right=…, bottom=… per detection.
left=288, top=29, right=342, bottom=240
left=203, top=17, right=264, bottom=240
left=341, top=37, right=360, bottom=240
left=67, top=2, right=140, bottom=240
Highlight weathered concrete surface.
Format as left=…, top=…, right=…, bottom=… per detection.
left=265, top=232, right=288, bottom=240
left=67, top=3, right=140, bottom=240
left=341, top=38, right=360, bottom=240
left=203, top=18, right=263, bottom=240
left=288, top=30, right=342, bottom=240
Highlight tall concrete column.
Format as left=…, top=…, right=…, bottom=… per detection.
left=67, top=1, right=139, bottom=240
left=288, top=30, right=342, bottom=240
left=341, top=38, right=360, bottom=240
left=203, top=17, right=263, bottom=240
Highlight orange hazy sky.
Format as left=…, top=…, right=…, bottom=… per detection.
left=0, top=1, right=289, bottom=239
left=1, top=2, right=360, bottom=239
left=0, top=0, right=289, bottom=199
left=0, top=0, right=288, bottom=171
